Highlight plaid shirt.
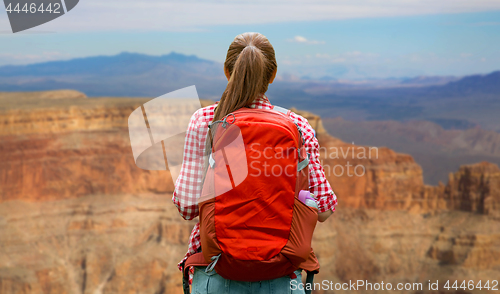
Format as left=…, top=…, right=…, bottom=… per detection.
left=172, top=94, right=338, bottom=282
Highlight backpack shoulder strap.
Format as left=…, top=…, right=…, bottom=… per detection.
left=272, top=105, right=307, bottom=146
left=272, top=105, right=291, bottom=117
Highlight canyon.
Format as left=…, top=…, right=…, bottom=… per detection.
left=322, top=117, right=500, bottom=185
left=0, top=91, right=499, bottom=294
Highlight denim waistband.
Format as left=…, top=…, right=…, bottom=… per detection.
left=194, top=266, right=302, bottom=278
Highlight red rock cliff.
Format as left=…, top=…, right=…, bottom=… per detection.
left=1, top=91, right=499, bottom=294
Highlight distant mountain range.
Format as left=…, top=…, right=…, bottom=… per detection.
left=0, top=52, right=499, bottom=185
left=0, top=52, right=499, bottom=132
left=323, top=117, right=500, bottom=185
left=0, top=52, right=227, bottom=98
left=277, top=70, right=500, bottom=132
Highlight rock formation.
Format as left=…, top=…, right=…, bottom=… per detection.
left=444, top=162, right=500, bottom=216
left=0, top=91, right=499, bottom=294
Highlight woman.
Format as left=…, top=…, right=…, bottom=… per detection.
left=173, top=32, right=337, bottom=294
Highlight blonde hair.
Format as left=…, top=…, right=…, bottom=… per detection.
left=212, top=32, right=277, bottom=122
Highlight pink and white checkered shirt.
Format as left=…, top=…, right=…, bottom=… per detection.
left=172, top=93, right=338, bottom=282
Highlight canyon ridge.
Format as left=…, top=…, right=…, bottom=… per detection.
left=0, top=90, right=499, bottom=294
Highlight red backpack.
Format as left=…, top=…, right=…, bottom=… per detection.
left=183, top=106, right=320, bottom=285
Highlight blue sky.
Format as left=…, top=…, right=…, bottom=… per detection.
left=1, top=1, right=499, bottom=79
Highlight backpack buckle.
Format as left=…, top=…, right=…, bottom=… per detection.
left=205, top=253, right=221, bottom=273
left=221, top=113, right=236, bottom=128
left=293, top=121, right=305, bottom=145
left=297, top=152, right=310, bottom=172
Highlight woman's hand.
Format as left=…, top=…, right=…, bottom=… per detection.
left=318, top=210, right=333, bottom=222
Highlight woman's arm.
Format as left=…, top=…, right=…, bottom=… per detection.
left=318, top=209, right=334, bottom=222
left=290, top=112, right=338, bottom=221
left=172, top=109, right=206, bottom=220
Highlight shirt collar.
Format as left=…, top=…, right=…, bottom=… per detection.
left=254, top=94, right=271, bottom=106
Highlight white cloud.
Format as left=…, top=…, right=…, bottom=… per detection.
left=288, top=36, right=325, bottom=44
left=0, top=52, right=71, bottom=65
left=293, top=36, right=308, bottom=43
left=2, top=0, right=500, bottom=32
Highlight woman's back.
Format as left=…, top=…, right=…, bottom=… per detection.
left=172, top=32, right=337, bottom=294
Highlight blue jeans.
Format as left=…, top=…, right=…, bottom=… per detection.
left=192, top=266, right=306, bottom=294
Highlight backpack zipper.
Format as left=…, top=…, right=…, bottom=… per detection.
left=231, top=108, right=304, bottom=145
left=212, top=121, right=299, bottom=151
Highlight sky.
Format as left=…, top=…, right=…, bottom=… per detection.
left=1, top=0, right=500, bottom=79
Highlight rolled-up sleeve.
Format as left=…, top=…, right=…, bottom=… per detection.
left=172, top=110, right=206, bottom=220
left=291, top=113, right=338, bottom=213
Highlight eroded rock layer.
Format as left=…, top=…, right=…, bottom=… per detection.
left=0, top=91, right=499, bottom=294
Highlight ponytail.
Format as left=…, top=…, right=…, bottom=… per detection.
left=213, top=33, right=277, bottom=122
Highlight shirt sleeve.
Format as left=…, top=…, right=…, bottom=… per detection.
left=172, top=110, right=206, bottom=220
left=293, top=114, right=338, bottom=214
